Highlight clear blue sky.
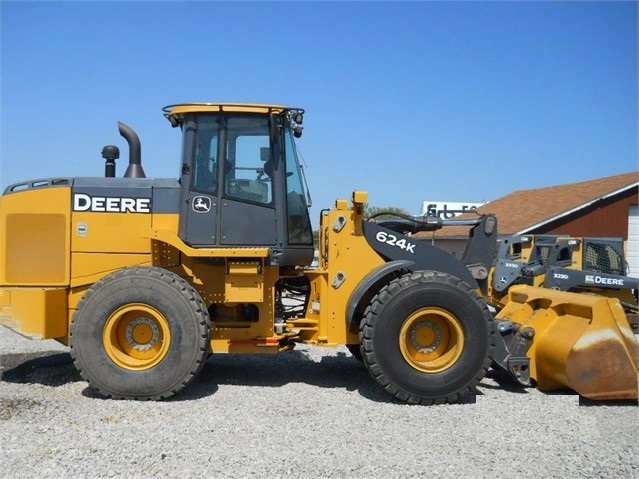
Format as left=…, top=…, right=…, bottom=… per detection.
left=1, top=1, right=637, bottom=225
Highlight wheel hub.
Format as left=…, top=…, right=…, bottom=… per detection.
left=103, top=302, right=171, bottom=370
left=399, top=307, right=466, bottom=374
left=125, top=316, right=160, bottom=351
left=409, top=319, right=442, bottom=354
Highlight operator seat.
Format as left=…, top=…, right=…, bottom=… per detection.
left=260, top=147, right=274, bottom=180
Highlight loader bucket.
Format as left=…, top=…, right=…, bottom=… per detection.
left=496, top=286, right=638, bottom=400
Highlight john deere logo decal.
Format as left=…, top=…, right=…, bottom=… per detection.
left=192, top=196, right=211, bottom=213
left=73, top=193, right=151, bottom=213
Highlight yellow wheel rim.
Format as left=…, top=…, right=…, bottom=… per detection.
left=399, top=307, right=465, bottom=373
left=103, top=303, right=171, bottom=370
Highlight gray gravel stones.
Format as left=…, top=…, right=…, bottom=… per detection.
left=1, top=327, right=637, bottom=478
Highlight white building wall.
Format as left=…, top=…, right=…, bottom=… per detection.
left=627, top=205, right=639, bottom=278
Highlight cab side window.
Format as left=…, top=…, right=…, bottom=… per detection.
left=192, top=118, right=219, bottom=195
left=225, top=117, right=272, bottom=205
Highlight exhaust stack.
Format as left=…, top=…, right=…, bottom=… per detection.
left=118, top=121, right=146, bottom=178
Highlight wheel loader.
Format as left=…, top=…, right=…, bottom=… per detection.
left=0, top=103, right=636, bottom=404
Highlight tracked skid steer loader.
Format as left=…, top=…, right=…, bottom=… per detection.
left=490, top=235, right=638, bottom=305
left=0, top=102, right=637, bottom=403
left=490, top=234, right=638, bottom=329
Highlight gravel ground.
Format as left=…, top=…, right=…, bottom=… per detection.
left=0, top=326, right=637, bottom=479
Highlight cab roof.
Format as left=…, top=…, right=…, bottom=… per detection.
left=162, top=102, right=303, bottom=126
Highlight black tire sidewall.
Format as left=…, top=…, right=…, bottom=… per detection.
left=346, top=344, right=363, bottom=362
left=371, top=274, right=491, bottom=399
left=71, top=268, right=209, bottom=399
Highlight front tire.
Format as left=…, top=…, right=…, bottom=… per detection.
left=346, top=344, right=363, bottom=362
left=360, top=271, right=494, bottom=405
left=70, top=267, right=211, bottom=400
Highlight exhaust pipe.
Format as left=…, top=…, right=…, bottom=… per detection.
left=118, top=121, right=146, bottom=178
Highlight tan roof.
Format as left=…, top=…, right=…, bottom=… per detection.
left=415, top=171, right=638, bottom=238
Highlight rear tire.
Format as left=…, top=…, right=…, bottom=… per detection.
left=360, top=271, right=494, bottom=405
left=70, top=267, right=211, bottom=400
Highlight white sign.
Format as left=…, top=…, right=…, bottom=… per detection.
left=420, top=201, right=484, bottom=219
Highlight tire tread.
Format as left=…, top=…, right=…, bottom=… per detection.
left=360, top=270, right=495, bottom=405
left=70, top=266, right=211, bottom=400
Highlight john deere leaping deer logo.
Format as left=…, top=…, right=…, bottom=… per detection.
left=192, top=196, right=211, bottom=213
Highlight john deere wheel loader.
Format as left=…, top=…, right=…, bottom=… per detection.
left=0, top=103, right=636, bottom=403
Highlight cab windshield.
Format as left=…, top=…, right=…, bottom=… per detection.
left=284, top=128, right=313, bottom=245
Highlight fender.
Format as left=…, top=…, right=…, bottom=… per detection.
left=346, top=259, right=415, bottom=333
left=345, top=223, right=482, bottom=334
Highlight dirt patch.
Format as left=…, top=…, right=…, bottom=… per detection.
left=0, top=397, right=42, bottom=420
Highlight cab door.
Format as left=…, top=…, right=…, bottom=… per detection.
left=178, top=115, right=220, bottom=246
left=219, top=116, right=277, bottom=246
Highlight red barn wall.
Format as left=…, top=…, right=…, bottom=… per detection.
left=534, top=188, right=638, bottom=239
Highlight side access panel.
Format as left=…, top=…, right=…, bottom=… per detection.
left=0, top=184, right=71, bottom=286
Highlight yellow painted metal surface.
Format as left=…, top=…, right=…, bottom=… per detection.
left=103, top=302, right=172, bottom=370
left=0, top=187, right=71, bottom=286
left=151, top=228, right=269, bottom=258
left=71, top=210, right=152, bottom=254
left=352, top=190, right=368, bottom=204
left=210, top=337, right=285, bottom=354
left=296, top=192, right=384, bottom=346
left=225, top=261, right=264, bottom=303
left=70, top=253, right=152, bottom=287
left=163, top=102, right=290, bottom=119
left=227, top=262, right=260, bottom=275
left=497, top=285, right=638, bottom=400
left=399, top=307, right=465, bottom=373
left=151, top=212, right=179, bottom=231
left=0, top=287, right=68, bottom=339
left=179, top=257, right=280, bottom=347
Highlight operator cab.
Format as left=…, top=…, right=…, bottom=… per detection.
left=163, top=103, right=314, bottom=266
